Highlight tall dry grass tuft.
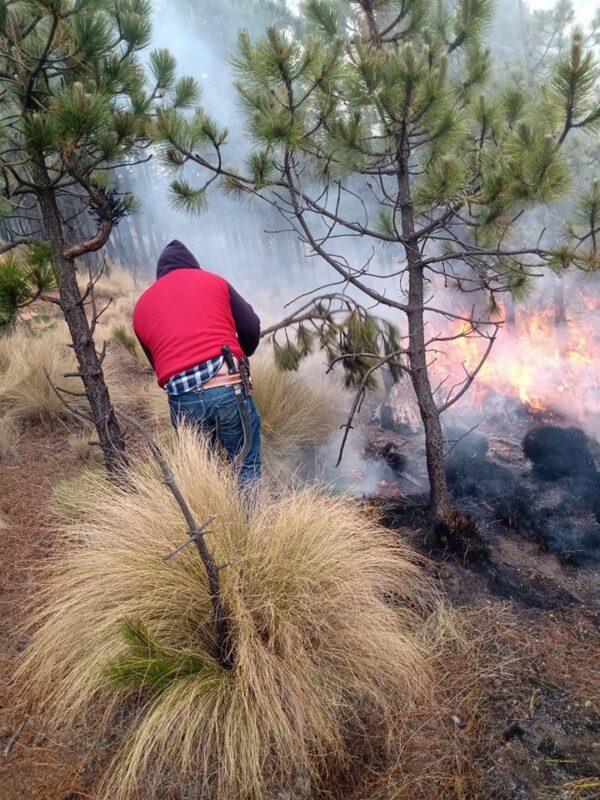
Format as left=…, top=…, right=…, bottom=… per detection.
left=0, top=328, right=87, bottom=421
left=244, top=355, right=344, bottom=476
left=78, top=267, right=140, bottom=307
left=20, top=429, right=434, bottom=800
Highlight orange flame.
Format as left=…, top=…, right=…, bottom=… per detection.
left=432, top=304, right=600, bottom=424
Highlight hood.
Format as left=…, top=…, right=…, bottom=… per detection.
left=156, top=240, right=201, bottom=279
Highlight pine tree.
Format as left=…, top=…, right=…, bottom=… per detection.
left=156, top=0, right=600, bottom=517
left=0, top=0, right=197, bottom=473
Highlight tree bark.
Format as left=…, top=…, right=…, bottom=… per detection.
left=360, top=0, right=382, bottom=45
left=553, top=280, right=567, bottom=327
left=504, top=296, right=516, bottom=332
left=396, top=134, right=450, bottom=518
left=32, top=158, right=127, bottom=475
left=361, top=2, right=450, bottom=518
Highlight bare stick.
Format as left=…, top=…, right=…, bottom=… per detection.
left=114, top=408, right=234, bottom=670
left=2, top=718, right=26, bottom=758
left=163, top=516, right=216, bottom=561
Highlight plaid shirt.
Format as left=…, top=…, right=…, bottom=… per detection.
left=164, top=356, right=224, bottom=396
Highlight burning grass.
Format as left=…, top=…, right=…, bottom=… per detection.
left=19, top=428, right=434, bottom=800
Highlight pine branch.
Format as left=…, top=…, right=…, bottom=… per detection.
left=0, top=236, right=39, bottom=254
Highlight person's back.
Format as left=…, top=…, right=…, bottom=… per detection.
left=133, top=268, right=244, bottom=387
left=133, top=240, right=262, bottom=483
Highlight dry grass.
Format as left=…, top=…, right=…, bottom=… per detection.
left=0, top=328, right=88, bottom=421
left=343, top=605, right=528, bottom=800
left=51, top=466, right=108, bottom=521
left=20, top=428, right=434, bottom=800
left=79, top=267, right=141, bottom=306
left=66, top=432, right=104, bottom=463
left=0, top=411, right=21, bottom=458
left=245, top=355, right=345, bottom=476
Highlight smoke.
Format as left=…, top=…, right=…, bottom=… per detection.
left=112, top=1, right=600, bottom=490
left=117, top=1, right=336, bottom=317
left=529, top=0, right=597, bottom=24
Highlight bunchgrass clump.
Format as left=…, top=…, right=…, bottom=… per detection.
left=51, top=466, right=108, bottom=521
left=0, top=328, right=87, bottom=421
left=21, top=429, right=434, bottom=800
left=251, top=355, right=344, bottom=476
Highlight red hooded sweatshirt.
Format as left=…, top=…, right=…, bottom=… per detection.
left=133, top=240, right=261, bottom=387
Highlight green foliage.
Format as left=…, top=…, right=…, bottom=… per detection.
left=506, top=268, right=534, bottom=303
left=150, top=48, right=178, bottom=90
left=0, top=0, right=200, bottom=264
left=377, top=209, right=397, bottom=238
left=189, top=109, right=228, bottom=147
left=0, top=244, right=57, bottom=332
left=69, top=10, right=111, bottom=63
left=22, top=113, right=58, bottom=152
left=574, top=180, right=600, bottom=229
left=303, top=0, right=341, bottom=37
left=414, top=155, right=468, bottom=210
left=505, top=125, right=570, bottom=203
left=502, top=86, right=526, bottom=127
left=52, top=82, right=111, bottom=145
left=172, top=76, right=201, bottom=109
left=112, top=325, right=137, bottom=354
left=105, top=619, right=206, bottom=692
left=0, top=257, right=30, bottom=332
left=273, top=339, right=302, bottom=371
left=548, top=244, right=578, bottom=273
left=112, top=0, right=153, bottom=50
left=25, top=242, right=57, bottom=294
left=338, top=310, right=382, bottom=389
left=170, top=179, right=208, bottom=214
left=247, top=150, right=275, bottom=188
left=295, top=323, right=315, bottom=356
left=157, top=0, right=599, bottom=421
left=552, top=32, right=600, bottom=129
left=451, top=0, right=495, bottom=49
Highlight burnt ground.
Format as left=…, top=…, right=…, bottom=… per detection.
left=358, top=413, right=600, bottom=799
left=1, top=421, right=600, bottom=800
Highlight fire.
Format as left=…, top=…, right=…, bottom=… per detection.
left=432, top=304, right=600, bottom=424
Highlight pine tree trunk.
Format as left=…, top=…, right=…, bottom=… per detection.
left=504, top=296, right=516, bottom=332
left=32, top=159, right=127, bottom=475
left=406, top=266, right=450, bottom=518
left=116, top=216, right=137, bottom=272
left=553, top=281, right=567, bottom=327
left=358, top=5, right=451, bottom=518
left=396, top=134, right=450, bottom=519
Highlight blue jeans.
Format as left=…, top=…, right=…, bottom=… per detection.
left=168, top=384, right=261, bottom=484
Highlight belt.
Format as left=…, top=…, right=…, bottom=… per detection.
left=198, top=373, right=243, bottom=391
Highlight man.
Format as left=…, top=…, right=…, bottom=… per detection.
left=133, top=239, right=262, bottom=483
